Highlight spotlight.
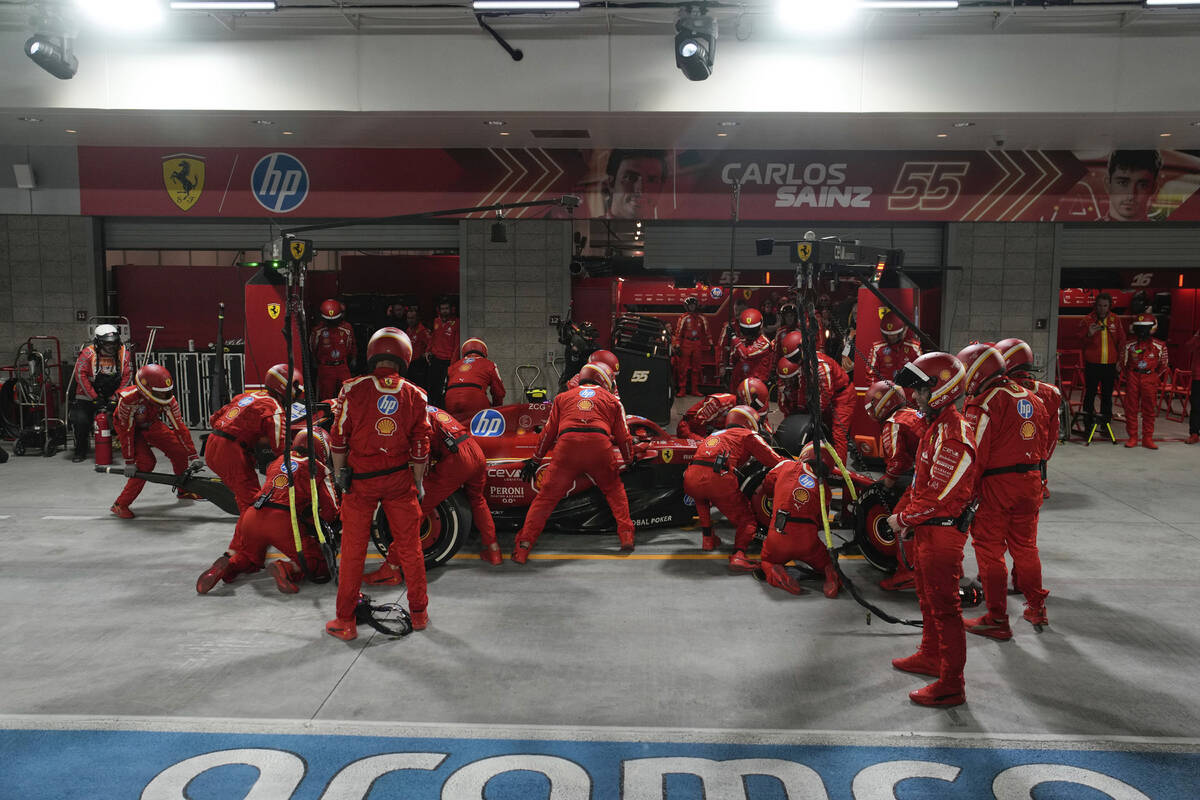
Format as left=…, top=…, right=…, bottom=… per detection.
left=491, top=214, right=508, bottom=243
left=675, top=9, right=716, bottom=81
left=24, top=34, right=77, bottom=80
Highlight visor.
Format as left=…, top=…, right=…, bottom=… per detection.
left=894, top=362, right=935, bottom=390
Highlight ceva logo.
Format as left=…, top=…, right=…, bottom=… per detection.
left=251, top=153, right=309, bottom=213
left=470, top=409, right=506, bottom=437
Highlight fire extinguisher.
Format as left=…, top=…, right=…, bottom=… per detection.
left=94, top=407, right=112, bottom=466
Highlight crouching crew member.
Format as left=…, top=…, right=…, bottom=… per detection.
left=780, top=331, right=855, bottom=464
left=71, top=324, right=133, bottom=462
left=424, top=406, right=501, bottom=565
left=311, top=299, right=357, bottom=401
left=196, top=428, right=338, bottom=594
left=996, top=337, right=1061, bottom=498
left=864, top=380, right=928, bottom=592
left=677, top=391, right=736, bottom=440
left=444, top=337, right=505, bottom=424
left=1121, top=315, right=1169, bottom=450
left=673, top=296, right=711, bottom=397
left=730, top=309, right=774, bottom=391
left=755, top=449, right=840, bottom=598
left=111, top=364, right=202, bottom=518
left=567, top=349, right=621, bottom=395
left=888, top=353, right=977, bottom=708
left=206, top=364, right=298, bottom=513
left=513, top=362, right=635, bottom=560
left=327, top=327, right=432, bottom=641
left=683, top=405, right=783, bottom=570
left=957, top=343, right=1050, bottom=638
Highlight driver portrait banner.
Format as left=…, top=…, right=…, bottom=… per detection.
left=78, top=146, right=1200, bottom=222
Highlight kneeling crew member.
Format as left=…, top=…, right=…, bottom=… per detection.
left=206, top=364, right=298, bottom=513
left=677, top=391, right=736, bottom=440
left=311, top=299, right=357, bottom=400
left=888, top=352, right=977, bottom=708
left=327, top=327, right=432, bottom=641
left=1121, top=315, right=1169, bottom=450
left=996, top=337, right=1061, bottom=498
left=958, top=343, right=1050, bottom=636
left=425, top=406, right=501, bottom=565
left=756, top=449, right=840, bottom=598
left=513, top=362, right=635, bottom=560
left=197, top=428, right=338, bottom=594
left=682, top=405, right=783, bottom=569
left=111, top=364, right=202, bottom=518
left=780, top=331, right=855, bottom=464
left=71, top=324, right=133, bottom=462
left=444, top=337, right=505, bottom=424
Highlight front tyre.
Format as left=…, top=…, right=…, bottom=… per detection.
left=853, top=482, right=903, bottom=572
left=371, top=490, right=470, bottom=569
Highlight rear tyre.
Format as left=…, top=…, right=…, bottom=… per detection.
left=371, top=490, right=470, bottom=569
left=854, top=482, right=902, bottom=572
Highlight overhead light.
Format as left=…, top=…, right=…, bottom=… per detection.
left=778, top=0, right=859, bottom=30
left=24, top=35, right=77, bottom=80
left=936, top=133, right=949, bottom=138
left=473, top=0, right=580, bottom=9
left=1160, top=132, right=1172, bottom=137
left=859, top=0, right=958, bottom=7
left=65, top=129, right=78, bottom=134
left=498, top=131, right=511, bottom=136
left=78, top=0, right=164, bottom=29
left=281, top=130, right=294, bottom=135
left=491, top=215, right=508, bottom=243
left=953, top=121, right=974, bottom=128
left=171, top=1, right=276, bottom=8
left=675, top=9, right=717, bottom=82
left=1192, top=121, right=1200, bottom=127
left=716, top=131, right=729, bottom=137
left=1144, top=0, right=1200, bottom=6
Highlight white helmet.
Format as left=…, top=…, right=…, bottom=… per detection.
left=94, top=324, right=121, bottom=347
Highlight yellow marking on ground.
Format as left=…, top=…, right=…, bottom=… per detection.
left=267, top=551, right=865, bottom=563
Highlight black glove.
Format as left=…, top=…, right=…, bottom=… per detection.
left=122, top=461, right=137, bottom=478
left=335, top=466, right=352, bottom=493
left=520, top=458, right=539, bottom=482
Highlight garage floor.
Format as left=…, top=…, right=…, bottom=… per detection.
left=1, top=402, right=1198, bottom=797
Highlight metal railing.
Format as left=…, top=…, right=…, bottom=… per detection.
left=149, top=352, right=244, bottom=429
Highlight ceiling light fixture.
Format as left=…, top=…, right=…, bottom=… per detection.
left=24, top=35, right=77, bottom=80
left=78, top=0, right=164, bottom=28
left=1144, top=0, right=1200, bottom=6
left=675, top=8, right=717, bottom=81
left=859, top=0, right=958, bottom=8
left=716, top=131, right=729, bottom=137
left=281, top=130, right=294, bottom=135
left=65, top=128, right=78, bottom=134
left=473, top=0, right=580, bottom=9
left=1160, top=132, right=1172, bottom=137
left=171, top=0, right=276, bottom=7
left=778, top=0, right=858, bottom=31
left=498, top=131, right=511, bottom=136
left=936, top=133, right=949, bottom=138
left=491, top=212, right=508, bottom=244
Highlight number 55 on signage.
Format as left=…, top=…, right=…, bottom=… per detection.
left=630, top=370, right=650, bottom=383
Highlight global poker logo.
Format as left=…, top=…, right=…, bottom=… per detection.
left=251, top=152, right=309, bottom=214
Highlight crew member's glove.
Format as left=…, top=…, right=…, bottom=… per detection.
left=416, top=481, right=425, bottom=505
left=335, top=466, right=352, bottom=493
left=122, top=461, right=137, bottom=478
left=520, top=458, right=540, bottom=482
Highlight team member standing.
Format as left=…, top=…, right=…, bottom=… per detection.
left=71, top=324, right=134, bottom=462
left=863, top=380, right=928, bottom=592
left=717, top=297, right=749, bottom=385
left=996, top=338, right=1062, bottom=497
left=327, top=328, right=432, bottom=641
left=310, top=299, right=357, bottom=401
left=673, top=296, right=711, bottom=397
left=780, top=331, right=855, bottom=464
left=867, top=311, right=922, bottom=383
left=887, top=352, right=977, bottom=707
left=443, top=338, right=505, bottom=424
left=755, top=452, right=840, bottom=598
left=683, top=405, right=783, bottom=569
left=772, top=302, right=801, bottom=362
left=1079, top=292, right=1126, bottom=434
left=403, top=307, right=432, bottom=391
left=1121, top=315, right=1169, bottom=449
left=110, top=364, right=202, bottom=518
left=196, top=428, right=338, bottom=595
left=513, top=362, right=635, bottom=560
left=205, top=364, right=299, bottom=513
left=730, top=308, right=774, bottom=391
left=427, top=300, right=460, bottom=407
left=957, top=343, right=1050, bottom=637
left=424, top=406, right=501, bottom=565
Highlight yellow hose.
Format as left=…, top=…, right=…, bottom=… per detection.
left=288, top=477, right=303, bottom=555
left=309, top=471, right=325, bottom=544
left=821, top=441, right=859, bottom=502
left=818, top=480, right=833, bottom=549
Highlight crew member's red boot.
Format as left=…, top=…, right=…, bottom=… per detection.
left=822, top=565, right=841, bottom=598
left=619, top=531, right=635, bottom=552
left=196, top=555, right=232, bottom=594
left=1143, top=436, right=1158, bottom=450
left=511, top=541, right=531, bottom=564
left=325, top=618, right=357, bottom=641
left=891, top=651, right=940, bottom=677
left=110, top=502, right=135, bottom=519
left=964, top=613, right=1013, bottom=640
left=1023, top=603, right=1049, bottom=628
left=758, top=563, right=805, bottom=595
left=728, top=550, right=758, bottom=573
left=481, top=543, right=503, bottom=565
left=1124, top=437, right=1138, bottom=448
left=411, top=609, right=429, bottom=630
left=268, top=560, right=301, bottom=594
left=1187, top=434, right=1199, bottom=445
left=909, top=679, right=965, bottom=707
left=364, top=561, right=403, bottom=586
left=879, top=565, right=915, bottom=591
left=701, top=527, right=721, bottom=551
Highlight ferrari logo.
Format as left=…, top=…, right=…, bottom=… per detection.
left=267, top=302, right=281, bottom=320
left=162, top=154, right=205, bottom=212
left=795, top=243, right=812, bottom=262
left=661, top=448, right=673, bottom=463
left=878, top=306, right=891, bottom=319
left=289, top=240, right=307, bottom=260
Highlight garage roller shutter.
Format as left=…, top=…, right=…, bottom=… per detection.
left=1058, top=224, right=1200, bottom=268
left=642, top=223, right=945, bottom=271
left=102, top=218, right=461, bottom=250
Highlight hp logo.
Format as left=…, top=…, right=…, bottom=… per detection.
left=377, top=395, right=399, bottom=415
left=470, top=409, right=506, bottom=437
left=1017, top=398, right=1034, bottom=419
left=251, top=153, right=309, bottom=213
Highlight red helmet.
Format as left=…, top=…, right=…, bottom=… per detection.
left=736, top=377, right=769, bottom=412
left=724, top=404, right=760, bottom=433
left=880, top=310, right=908, bottom=338
left=578, top=361, right=614, bottom=391
left=265, top=363, right=305, bottom=402
left=797, top=441, right=837, bottom=471
left=777, top=357, right=800, bottom=380
left=863, top=380, right=906, bottom=423
left=738, top=308, right=763, bottom=334
left=134, top=363, right=175, bottom=405
left=588, top=349, right=620, bottom=375
left=896, top=352, right=966, bottom=410
left=366, top=327, right=413, bottom=370
left=780, top=330, right=804, bottom=361
left=957, top=343, right=1007, bottom=396
left=995, top=337, right=1035, bottom=374
left=1130, top=313, right=1157, bottom=335
left=461, top=337, right=488, bottom=359
left=320, top=299, right=344, bottom=322
left=292, top=426, right=330, bottom=463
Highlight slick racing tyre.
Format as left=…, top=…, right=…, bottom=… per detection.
left=854, top=481, right=903, bottom=572
left=372, top=490, right=469, bottom=569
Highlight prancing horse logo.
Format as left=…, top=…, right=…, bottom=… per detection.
left=162, top=154, right=205, bottom=212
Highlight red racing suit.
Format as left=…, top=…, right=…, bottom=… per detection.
left=882, top=407, right=928, bottom=483
left=793, top=353, right=855, bottom=463
left=759, top=459, right=832, bottom=570
left=515, top=385, right=635, bottom=550
left=566, top=371, right=620, bottom=399
left=407, top=323, right=431, bottom=362
left=964, top=380, right=1050, bottom=621
left=867, top=337, right=922, bottom=384
left=330, top=369, right=431, bottom=621
left=74, top=344, right=133, bottom=401
left=676, top=393, right=736, bottom=439
left=206, top=391, right=287, bottom=513
left=430, top=317, right=460, bottom=362
left=1014, top=377, right=1062, bottom=463
left=1121, top=338, right=1169, bottom=440
left=113, top=386, right=198, bottom=507
left=443, top=355, right=505, bottom=424
left=892, top=404, right=977, bottom=690
left=673, top=312, right=711, bottom=395
left=730, top=335, right=773, bottom=391
left=683, top=427, right=783, bottom=551
left=773, top=324, right=801, bottom=363
left=309, top=321, right=356, bottom=400
left=224, top=453, right=339, bottom=583
left=424, top=407, right=497, bottom=552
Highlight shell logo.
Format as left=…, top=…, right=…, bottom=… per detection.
left=224, top=408, right=240, bottom=420
left=375, top=417, right=397, bottom=436
left=577, top=399, right=593, bottom=411
left=459, top=365, right=472, bottom=372
left=436, top=412, right=452, bottom=423
left=792, top=487, right=810, bottom=505
left=704, top=437, right=720, bottom=448
left=1020, top=421, right=1037, bottom=440
left=272, top=474, right=290, bottom=489
left=939, top=369, right=952, bottom=380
